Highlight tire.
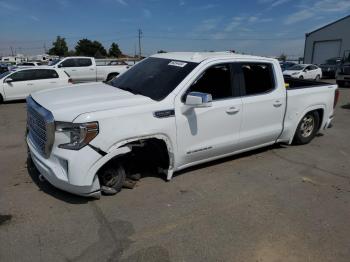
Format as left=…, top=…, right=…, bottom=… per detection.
left=99, top=161, right=126, bottom=195
left=106, top=73, right=118, bottom=82
left=0, top=94, right=3, bottom=104
left=293, top=111, right=320, bottom=145
left=315, top=75, right=320, bottom=81
left=299, top=75, right=304, bottom=79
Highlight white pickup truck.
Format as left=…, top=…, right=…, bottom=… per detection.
left=50, top=56, right=128, bottom=83
left=26, top=52, right=339, bottom=198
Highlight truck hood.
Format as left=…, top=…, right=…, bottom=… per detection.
left=31, top=82, right=154, bottom=121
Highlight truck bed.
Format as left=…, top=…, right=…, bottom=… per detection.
left=278, top=77, right=337, bottom=143
left=284, top=76, right=329, bottom=89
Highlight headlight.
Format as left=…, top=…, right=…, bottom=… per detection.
left=56, top=121, right=99, bottom=150
left=292, top=72, right=299, bottom=75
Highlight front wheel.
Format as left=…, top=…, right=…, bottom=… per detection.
left=315, top=75, right=320, bottom=81
left=299, top=75, right=304, bottom=79
left=293, top=111, right=320, bottom=145
left=99, top=161, right=126, bottom=195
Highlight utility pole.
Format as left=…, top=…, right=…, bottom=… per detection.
left=10, top=46, right=14, bottom=56
left=138, top=29, right=142, bottom=58
left=43, top=43, right=47, bottom=54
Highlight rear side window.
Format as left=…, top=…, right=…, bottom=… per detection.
left=77, top=58, right=92, bottom=67
left=34, top=69, right=59, bottom=79
left=61, top=59, right=76, bottom=67
left=187, top=64, right=233, bottom=100
left=240, top=63, right=275, bottom=96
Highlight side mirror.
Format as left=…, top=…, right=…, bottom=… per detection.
left=57, top=64, right=62, bottom=68
left=4, top=78, right=13, bottom=83
left=185, top=92, right=212, bottom=107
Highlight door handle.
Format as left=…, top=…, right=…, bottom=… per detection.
left=27, top=83, right=33, bottom=86
left=89, top=68, right=95, bottom=71
left=49, top=82, right=57, bottom=84
left=273, top=101, right=282, bottom=107
left=226, top=107, right=240, bottom=114
left=71, top=69, right=77, bottom=72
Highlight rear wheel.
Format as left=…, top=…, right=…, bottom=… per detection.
left=315, top=75, right=320, bottom=81
left=299, top=75, right=304, bottom=79
left=99, top=161, right=126, bottom=195
left=0, top=94, right=3, bottom=104
left=293, top=111, right=320, bottom=145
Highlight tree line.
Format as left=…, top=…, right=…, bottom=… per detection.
left=48, top=36, right=123, bottom=58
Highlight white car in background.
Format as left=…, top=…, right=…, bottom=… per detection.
left=50, top=57, right=129, bottom=82
left=0, top=67, right=72, bottom=102
left=283, top=64, right=322, bottom=80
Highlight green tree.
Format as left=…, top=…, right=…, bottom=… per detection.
left=75, top=39, right=107, bottom=57
left=278, top=53, right=287, bottom=62
left=108, top=42, right=122, bottom=57
left=48, top=36, right=68, bottom=56
left=67, top=50, right=76, bottom=56
left=157, top=50, right=167, bottom=53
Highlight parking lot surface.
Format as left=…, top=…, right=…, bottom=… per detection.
left=1, top=87, right=350, bottom=262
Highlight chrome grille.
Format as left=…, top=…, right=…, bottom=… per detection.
left=26, top=96, right=55, bottom=158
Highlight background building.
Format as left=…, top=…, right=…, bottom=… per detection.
left=304, top=15, right=350, bottom=65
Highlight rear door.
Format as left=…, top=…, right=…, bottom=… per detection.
left=76, top=58, right=95, bottom=82
left=29, top=69, right=61, bottom=93
left=238, top=62, right=285, bottom=149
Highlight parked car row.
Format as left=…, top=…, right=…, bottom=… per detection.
left=0, top=56, right=132, bottom=103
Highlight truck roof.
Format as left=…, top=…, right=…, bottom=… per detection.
left=151, top=52, right=272, bottom=63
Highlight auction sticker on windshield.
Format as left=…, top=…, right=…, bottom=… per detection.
left=168, top=61, right=187, bottom=67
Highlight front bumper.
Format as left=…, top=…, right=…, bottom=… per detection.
left=27, top=136, right=102, bottom=198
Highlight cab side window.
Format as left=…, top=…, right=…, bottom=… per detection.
left=187, top=64, right=233, bottom=100
left=77, top=58, right=92, bottom=67
left=35, top=69, right=59, bottom=80
left=240, top=63, right=275, bottom=96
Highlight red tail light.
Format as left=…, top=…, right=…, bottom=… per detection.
left=334, top=89, right=339, bottom=108
left=68, top=78, right=73, bottom=84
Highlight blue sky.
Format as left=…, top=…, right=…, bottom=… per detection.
left=0, top=0, right=349, bottom=58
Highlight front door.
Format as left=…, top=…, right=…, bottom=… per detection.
left=175, top=63, right=242, bottom=168
left=59, top=58, right=80, bottom=82
left=3, top=70, right=34, bottom=100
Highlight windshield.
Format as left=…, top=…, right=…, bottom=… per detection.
left=49, top=59, right=61, bottom=66
left=288, top=64, right=305, bottom=70
left=0, top=71, right=11, bottom=79
left=108, top=57, right=198, bottom=101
